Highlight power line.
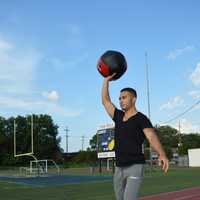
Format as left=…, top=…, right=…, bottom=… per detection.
left=160, top=99, right=200, bottom=125
left=59, top=134, right=89, bottom=139
left=59, top=132, right=90, bottom=152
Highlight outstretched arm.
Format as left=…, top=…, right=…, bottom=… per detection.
left=102, top=74, right=116, bottom=119
left=143, top=128, right=169, bottom=173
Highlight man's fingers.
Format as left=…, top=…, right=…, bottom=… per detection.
left=163, top=161, right=166, bottom=171
left=112, top=73, right=117, bottom=77
left=109, top=73, right=117, bottom=80
left=166, top=161, right=169, bottom=172
left=104, top=74, right=114, bottom=82
left=162, top=159, right=169, bottom=173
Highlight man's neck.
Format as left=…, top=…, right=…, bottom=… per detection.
left=124, top=107, right=137, bottom=117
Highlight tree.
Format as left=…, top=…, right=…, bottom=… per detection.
left=89, top=134, right=97, bottom=151
left=71, top=150, right=98, bottom=164
left=177, top=134, right=200, bottom=155
left=154, top=125, right=179, bottom=148
left=88, top=124, right=200, bottom=161
left=0, top=114, right=63, bottom=166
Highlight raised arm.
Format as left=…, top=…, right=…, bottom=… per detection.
left=102, top=74, right=116, bottom=119
left=143, top=128, right=169, bottom=173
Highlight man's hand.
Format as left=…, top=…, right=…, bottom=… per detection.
left=104, top=73, right=117, bottom=82
left=143, top=128, right=169, bottom=173
left=159, top=154, right=169, bottom=173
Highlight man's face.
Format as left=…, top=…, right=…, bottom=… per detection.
left=119, top=91, right=136, bottom=111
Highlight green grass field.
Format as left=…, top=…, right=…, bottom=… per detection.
left=0, top=167, right=200, bottom=200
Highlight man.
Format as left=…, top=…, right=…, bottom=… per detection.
left=102, top=73, right=169, bottom=200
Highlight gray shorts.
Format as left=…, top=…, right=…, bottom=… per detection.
left=113, top=164, right=144, bottom=200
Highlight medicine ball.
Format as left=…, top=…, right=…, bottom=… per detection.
left=97, top=50, right=127, bottom=80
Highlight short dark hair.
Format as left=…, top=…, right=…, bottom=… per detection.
left=120, top=87, right=137, bottom=98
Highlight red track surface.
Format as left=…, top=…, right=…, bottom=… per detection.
left=140, top=187, right=200, bottom=200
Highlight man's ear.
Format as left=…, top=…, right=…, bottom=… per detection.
left=132, top=96, right=136, bottom=104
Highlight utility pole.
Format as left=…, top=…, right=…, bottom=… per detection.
left=81, top=135, right=85, bottom=151
left=64, top=127, right=69, bottom=153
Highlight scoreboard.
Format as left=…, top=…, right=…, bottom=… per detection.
left=97, top=124, right=115, bottom=158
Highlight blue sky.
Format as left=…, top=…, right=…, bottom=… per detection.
left=1, top=1, right=200, bottom=152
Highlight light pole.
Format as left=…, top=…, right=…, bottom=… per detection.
left=145, top=52, right=151, bottom=119
left=178, top=120, right=182, bottom=148
left=64, top=127, right=69, bottom=153
left=145, top=52, right=153, bottom=168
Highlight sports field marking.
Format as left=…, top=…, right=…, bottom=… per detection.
left=140, top=186, right=200, bottom=200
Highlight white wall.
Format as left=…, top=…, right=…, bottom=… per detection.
left=188, top=148, right=200, bottom=167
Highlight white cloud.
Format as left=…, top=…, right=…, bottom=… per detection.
left=51, top=53, right=88, bottom=70
left=190, top=63, right=200, bottom=86
left=188, top=90, right=200, bottom=99
left=65, top=24, right=84, bottom=48
left=160, top=96, right=184, bottom=110
left=42, top=91, right=59, bottom=101
left=0, top=39, right=13, bottom=51
left=0, top=96, right=82, bottom=117
left=0, top=38, right=42, bottom=94
left=167, top=45, right=194, bottom=60
left=0, top=37, right=82, bottom=118
left=173, top=119, right=200, bottom=134
left=193, top=104, right=200, bottom=110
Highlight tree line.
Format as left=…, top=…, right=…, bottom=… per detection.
left=1, top=114, right=200, bottom=166
left=89, top=125, right=200, bottom=160
left=0, top=114, right=63, bottom=166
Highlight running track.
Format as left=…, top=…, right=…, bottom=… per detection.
left=140, top=187, right=200, bottom=200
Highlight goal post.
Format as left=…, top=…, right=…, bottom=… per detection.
left=13, top=115, right=60, bottom=177
left=14, top=115, right=34, bottom=158
left=30, top=159, right=60, bottom=175
left=30, top=160, right=48, bottom=174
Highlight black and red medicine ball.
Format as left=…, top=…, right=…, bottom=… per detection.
left=97, top=50, right=127, bottom=80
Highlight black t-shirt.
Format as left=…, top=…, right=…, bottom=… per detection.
left=112, top=108, right=153, bottom=167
